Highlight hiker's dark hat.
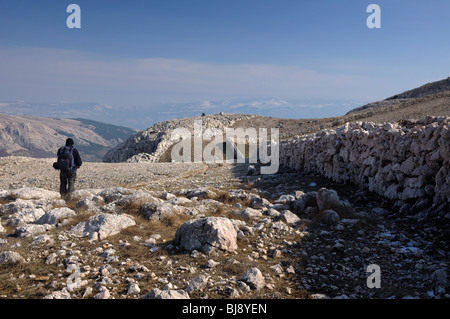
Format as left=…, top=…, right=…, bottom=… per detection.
left=66, top=138, right=74, bottom=146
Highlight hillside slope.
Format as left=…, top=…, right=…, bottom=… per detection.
left=347, top=77, right=450, bottom=114
left=0, top=114, right=138, bottom=161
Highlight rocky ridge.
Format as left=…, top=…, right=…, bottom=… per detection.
left=102, top=113, right=255, bottom=163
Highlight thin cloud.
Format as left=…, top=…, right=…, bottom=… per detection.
left=0, top=46, right=378, bottom=107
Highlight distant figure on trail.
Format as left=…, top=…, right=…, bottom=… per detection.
left=56, top=138, right=82, bottom=196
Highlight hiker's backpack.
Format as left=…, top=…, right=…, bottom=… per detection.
left=58, top=146, right=75, bottom=172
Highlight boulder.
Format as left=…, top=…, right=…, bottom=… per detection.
left=185, top=188, right=217, bottom=200
left=316, top=188, right=343, bottom=212
left=238, top=207, right=263, bottom=219
left=94, top=287, right=111, bottom=299
left=322, top=209, right=340, bottom=225
left=75, top=198, right=102, bottom=213
left=43, top=289, right=71, bottom=299
left=240, top=267, right=265, bottom=290
left=69, top=213, right=135, bottom=241
left=249, top=196, right=264, bottom=209
left=35, top=207, right=77, bottom=226
left=280, top=210, right=300, bottom=225
left=174, top=217, right=238, bottom=254
left=127, top=283, right=141, bottom=296
left=0, top=198, right=65, bottom=218
left=97, top=187, right=134, bottom=203
left=143, top=288, right=190, bottom=299
left=247, top=165, right=257, bottom=175
left=0, top=199, right=37, bottom=216
left=293, top=197, right=306, bottom=214
left=185, top=275, right=209, bottom=294
left=274, top=194, right=296, bottom=205
left=6, top=208, right=46, bottom=227
left=116, top=190, right=161, bottom=207
left=15, top=223, right=54, bottom=238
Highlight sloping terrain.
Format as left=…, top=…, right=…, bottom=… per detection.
left=348, top=77, right=450, bottom=114
left=0, top=115, right=138, bottom=162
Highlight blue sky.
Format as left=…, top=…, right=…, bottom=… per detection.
left=0, top=0, right=449, bottom=128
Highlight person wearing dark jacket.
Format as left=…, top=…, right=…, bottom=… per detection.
left=57, top=138, right=82, bottom=196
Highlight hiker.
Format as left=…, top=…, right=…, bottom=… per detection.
left=56, top=138, right=82, bottom=196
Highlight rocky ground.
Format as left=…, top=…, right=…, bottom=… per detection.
left=0, top=156, right=448, bottom=299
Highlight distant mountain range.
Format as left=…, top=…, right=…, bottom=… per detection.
left=0, top=98, right=361, bottom=131
left=1, top=78, right=448, bottom=131
left=0, top=115, right=138, bottom=161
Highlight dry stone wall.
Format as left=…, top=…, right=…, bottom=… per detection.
left=280, top=116, right=449, bottom=211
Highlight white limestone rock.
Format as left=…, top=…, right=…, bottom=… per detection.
left=174, top=217, right=238, bottom=254
left=69, top=212, right=136, bottom=241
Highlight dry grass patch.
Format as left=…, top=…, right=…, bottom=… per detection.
left=212, top=190, right=250, bottom=208
left=0, top=258, right=61, bottom=299
left=214, top=204, right=233, bottom=218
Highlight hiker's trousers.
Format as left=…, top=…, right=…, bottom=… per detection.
left=60, top=170, right=76, bottom=196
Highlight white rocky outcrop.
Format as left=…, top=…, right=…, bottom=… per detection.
left=15, top=223, right=54, bottom=238
left=69, top=213, right=136, bottom=241
left=0, top=192, right=66, bottom=227
left=35, top=207, right=77, bottom=226
left=103, top=113, right=255, bottom=163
